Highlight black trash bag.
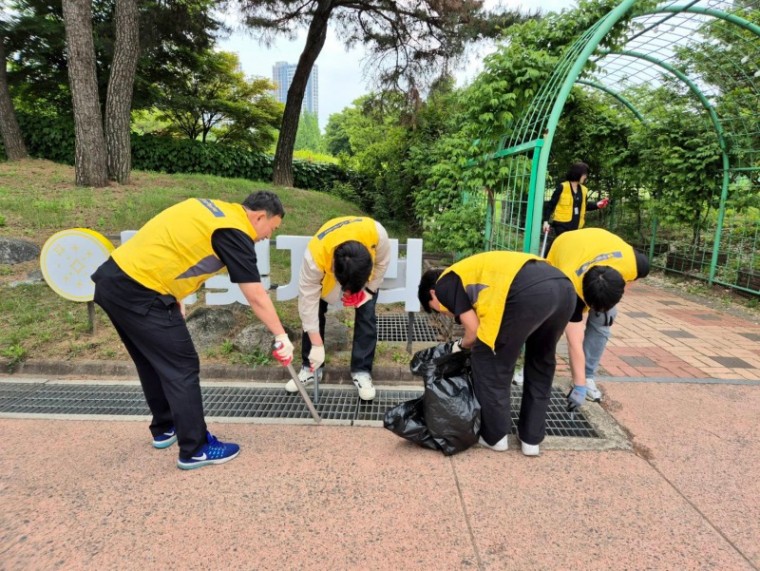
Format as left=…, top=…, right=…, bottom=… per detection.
left=424, top=351, right=481, bottom=456
left=409, top=341, right=456, bottom=377
left=384, top=343, right=481, bottom=456
left=383, top=397, right=439, bottom=452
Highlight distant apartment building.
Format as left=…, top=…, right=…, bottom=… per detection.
left=272, top=61, right=319, bottom=122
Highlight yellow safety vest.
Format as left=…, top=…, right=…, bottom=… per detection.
left=552, top=181, right=588, bottom=227
left=546, top=228, right=637, bottom=304
left=307, top=216, right=379, bottom=298
left=112, top=198, right=258, bottom=300
left=440, top=252, right=539, bottom=350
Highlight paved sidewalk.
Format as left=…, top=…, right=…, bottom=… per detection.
left=1, top=282, right=759, bottom=570
left=600, top=282, right=760, bottom=381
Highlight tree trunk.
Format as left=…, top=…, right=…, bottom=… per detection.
left=62, top=0, right=108, bottom=187
left=105, top=0, right=139, bottom=184
left=272, top=0, right=333, bottom=187
left=0, top=41, right=28, bottom=160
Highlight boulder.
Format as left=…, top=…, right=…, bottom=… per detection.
left=186, top=306, right=236, bottom=350
left=0, top=237, right=40, bottom=264
left=233, top=323, right=273, bottom=354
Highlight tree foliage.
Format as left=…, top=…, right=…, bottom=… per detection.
left=156, top=50, right=283, bottom=152
left=4, top=0, right=223, bottom=111
left=294, top=110, right=323, bottom=153
left=236, top=0, right=526, bottom=187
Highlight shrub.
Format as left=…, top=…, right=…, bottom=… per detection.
left=2, top=111, right=369, bottom=194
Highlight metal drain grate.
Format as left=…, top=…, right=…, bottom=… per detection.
left=0, top=383, right=597, bottom=437
left=377, top=313, right=440, bottom=342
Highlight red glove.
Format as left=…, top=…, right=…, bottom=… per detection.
left=272, top=334, right=294, bottom=367
left=597, top=198, right=610, bottom=209
left=342, top=289, right=372, bottom=308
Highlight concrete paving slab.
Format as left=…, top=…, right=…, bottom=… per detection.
left=602, top=382, right=760, bottom=568
left=0, top=419, right=477, bottom=571
left=453, top=449, right=751, bottom=570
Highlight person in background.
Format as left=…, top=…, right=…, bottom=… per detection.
left=418, top=252, right=576, bottom=456
left=287, top=216, right=390, bottom=401
left=546, top=228, right=649, bottom=408
left=513, top=162, right=610, bottom=388
left=542, top=161, right=609, bottom=239
left=92, top=191, right=294, bottom=470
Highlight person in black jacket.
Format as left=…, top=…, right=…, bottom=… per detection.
left=542, top=162, right=609, bottom=239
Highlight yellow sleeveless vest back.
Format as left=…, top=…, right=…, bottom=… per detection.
left=307, top=217, right=379, bottom=298
left=112, top=199, right=258, bottom=300
left=547, top=228, right=637, bottom=303
left=553, top=181, right=588, bottom=227
left=440, top=252, right=539, bottom=350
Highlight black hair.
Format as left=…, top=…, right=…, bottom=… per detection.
left=334, top=241, right=372, bottom=294
left=565, top=162, right=589, bottom=183
left=242, top=191, right=285, bottom=219
left=418, top=268, right=445, bottom=313
left=582, top=266, right=625, bottom=313
left=634, top=250, right=650, bottom=279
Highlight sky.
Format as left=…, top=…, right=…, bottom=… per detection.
left=218, top=0, right=574, bottom=128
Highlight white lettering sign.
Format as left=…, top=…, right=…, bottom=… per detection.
left=47, top=230, right=423, bottom=312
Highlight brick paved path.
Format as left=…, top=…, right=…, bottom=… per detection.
left=595, top=282, right=760, bottom=381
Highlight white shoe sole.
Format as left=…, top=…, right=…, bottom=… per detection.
left=177, top=450, right=240, bottom=470
left=520, top=440, right=540, bottom=456
left=478, top=435, right=508, bottom=451
left=285, top=380, right=314, bottom=393
left=152, top=435, right=177, bottom=449
left=356, top=388, right=376, bottom=401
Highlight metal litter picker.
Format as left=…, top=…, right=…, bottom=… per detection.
left=273, top=341, right=322, bottom=423
left=540, top=226, right=550, bottom=258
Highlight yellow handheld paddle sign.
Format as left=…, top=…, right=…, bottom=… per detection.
left=40, top=228, right=115, bottom=302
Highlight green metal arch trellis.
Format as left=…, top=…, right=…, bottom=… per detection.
left=475, top=0, right=760, bottom=296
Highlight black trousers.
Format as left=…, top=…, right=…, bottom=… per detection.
left=301, top=292, right=379, bottom=373
left=470, top=270, right=576, bottom=446
left=93, top=286, right=207, bottom=460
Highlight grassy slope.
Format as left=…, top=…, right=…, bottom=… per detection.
left=0, top=159, right=411, bottom=369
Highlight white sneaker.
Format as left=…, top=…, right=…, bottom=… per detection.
left=285, top=367, right=321, bottom=393
left=586, top=378, right=602, bottom=402
left=520, top=439, right=540, bottom=457
left=478, top=435, right=508, bottom=451
left=512, top=368, right=524, bottom=387
left=351, top=372, right=375, bottom=401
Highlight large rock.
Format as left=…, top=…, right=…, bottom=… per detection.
left=0, top=237, right=40, bottom=264
left=233, top=323, right=273, bottom=354
left=186, top=307, right=236, bottom=350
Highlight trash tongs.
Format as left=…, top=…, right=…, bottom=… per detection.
left=273, top=342, right=321, bottom=423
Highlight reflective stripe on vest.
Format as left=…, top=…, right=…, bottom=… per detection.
left=440, top=252, right=539, bottom=350
left=111, top=198, right=257, bottom=300
left=546, top=228, right=637, bottom=304
left=307, top=217, right=379, bottom=298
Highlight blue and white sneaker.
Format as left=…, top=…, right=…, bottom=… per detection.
left=177, top=433, right=240, bottom=470
left=152, top=427, right=177, bottom=449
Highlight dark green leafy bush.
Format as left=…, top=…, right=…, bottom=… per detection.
left=2, top=111, right=366, bottom=194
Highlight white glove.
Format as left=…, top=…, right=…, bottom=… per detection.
left=451, top=338, right=463, bottom=353
left=542, top=221, right=550, bottom=233
left=308, top=344, right=325, bottom=371
left=272, top=333, right=294, bottom=366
